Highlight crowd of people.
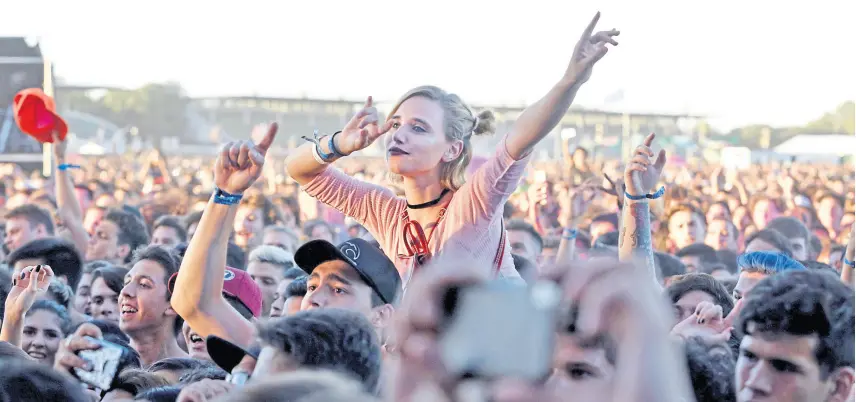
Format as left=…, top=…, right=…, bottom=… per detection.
left=0, top=12, right=855, bottom=402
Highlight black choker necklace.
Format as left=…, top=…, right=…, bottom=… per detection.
left=407, top=189, right=450, bottom=209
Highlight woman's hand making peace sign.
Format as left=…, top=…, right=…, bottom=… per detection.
left=564, top=12, right=620, bottom=86
left=334, top=96, right=394, bottom=156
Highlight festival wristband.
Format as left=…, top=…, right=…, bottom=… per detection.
left=311, top=144, right=331, bottom=165
left=625, top=186, right=665, bottom=201
left=301, top=130, right=336, bottom=163
left=57, top=163, right=81, bottom=171
left=844, top=256, right=856, bottom=268
left=328, top=131, right=347, bottom=158
left=212, top=187, right=243, bottom=206
left=562, top=228, right=578, bottom=240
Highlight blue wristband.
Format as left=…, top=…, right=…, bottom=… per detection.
left=57, top=163, right=81, bottom=171
left=328, top=131, right=347, bottom=158
left=562, top=228, right=578, bottom=240
left=844, top=256, right=855, bottom=268
left=625, top=186, right=665, bottom=201
left=213, top=187, right=243, bottom=206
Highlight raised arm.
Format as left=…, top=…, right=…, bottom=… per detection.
left=51, top=133, right=89, bottom=254
left=285, top=96, right=391, bottom=185
left=505, top=12, right=619, bottom=160
left=618, top=134, right=666, bottom=286
left=171, top=125, right=279, bottom=347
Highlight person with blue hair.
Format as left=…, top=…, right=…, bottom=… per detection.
left=732, top=251, right=806, bottom=301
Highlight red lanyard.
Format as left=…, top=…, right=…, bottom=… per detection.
left=398, top=203, right=449, bottom=269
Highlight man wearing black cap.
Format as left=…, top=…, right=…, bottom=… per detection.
left=294, top=238, right=401, bottom=333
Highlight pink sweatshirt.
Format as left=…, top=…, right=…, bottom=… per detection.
left=303, top=135, right=530, bottom=286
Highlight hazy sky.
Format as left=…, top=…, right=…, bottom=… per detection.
left=2, top=0, right=853, bottom=130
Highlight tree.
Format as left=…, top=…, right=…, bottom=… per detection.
left=57, top=81, right=188, bottom=146
left=801, top=101, right=854, bottom=135
left=101, top=82, right=188, bottom=143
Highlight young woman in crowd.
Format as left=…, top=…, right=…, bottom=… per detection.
left=21, top=299, right=71, bottom=366
left=284, top=13, right=619, bottom=284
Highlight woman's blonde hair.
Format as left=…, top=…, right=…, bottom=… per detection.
left=387, top=85, right=496, bottom=191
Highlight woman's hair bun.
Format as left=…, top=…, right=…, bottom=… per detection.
left=472, top=110, right=497, bottom=136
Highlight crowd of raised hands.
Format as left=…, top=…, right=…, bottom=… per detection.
left=0, top=10, right=854, bottom=402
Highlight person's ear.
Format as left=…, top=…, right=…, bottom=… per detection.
left=116, top=244, right=131, bottom=262
left=827, top=366, right=854, bottom=402
left=369, top=304, right=395, bottom=329
left=443, top=140, right=464, bottom=163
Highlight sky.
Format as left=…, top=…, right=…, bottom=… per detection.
left=1, top=0, right=853, bottom=131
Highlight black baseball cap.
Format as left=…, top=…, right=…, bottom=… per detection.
left=206, top=335, right=261, bottom=373
left=294, top=238, right=401, bottom=305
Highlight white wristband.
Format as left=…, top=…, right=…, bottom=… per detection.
left=311, top=144, right=331, bottom=165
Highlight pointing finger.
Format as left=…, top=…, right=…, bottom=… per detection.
left=365, top=96, right=373, bottom=109
left=580, top=11, right=601, bottom=43
left=643, top=133, right=656, bottom=148
left=255, top=122, right=278, bottom=153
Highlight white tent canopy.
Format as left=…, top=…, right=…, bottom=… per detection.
left=773, top=134, right=856, bottom=156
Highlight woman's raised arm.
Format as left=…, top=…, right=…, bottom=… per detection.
left=506, top=12, right=619, bottom=160
left=285, top=96, right=391, bottom=185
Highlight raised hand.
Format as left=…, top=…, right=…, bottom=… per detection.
left=558, top=178, right=599, bottom=225
left=5, top=265, right=54, bottom=319
left=671, top=299, right=743, bottom=345
left=215, top=123, right=278, bottom=195
left=335, top=96, right=394, bottom=156
left=51, top=131, right=67, bottom=162
left=564, top=12, right=620, bottom=86
left=624, top=133, right=667, bottom=197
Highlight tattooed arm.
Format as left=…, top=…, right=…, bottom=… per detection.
left=620, top=133, right=667, bottom=285
left=619, top=200, right=659, bottom=284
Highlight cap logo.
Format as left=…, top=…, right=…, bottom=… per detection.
left=340, top=242, right=361, bottom=261
left=224, top=270, right=235, bottom=281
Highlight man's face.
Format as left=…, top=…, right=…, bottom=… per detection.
left=151, top=226, right=181, bottom=247
left=301, top=260, right=375, bottom=317
left=269, top=279, right=293, bottom=318
left=547, top=333, right=615, bottom=399
left=234, top=206, right=264, bottom=249
left=247, top=261, right=285, bottom=316
left=736, top=329, right=844, bottom=402
left=733, top=271, right=767, bottom=301
left=119, top=259, right=174, bottom=334
left=263, top=231, right=297, bottom=254
left=87, top=220, right=126, bottom=263
left=706, top=219, right=738, bottom=251
left=508, top=229, right=541, bottom=263
left=4, top=217, right=45, bottom=253
left=74, top=272, right=93, bottom=315
left=753, top=200, right=781, bottom=230
left=672, top=290, right=716, bottom=322
left=788, top=237, right=809, bottom=261
left=83, top=208, right=106, bottom=235
left=668, top=211, right=706, bottom=250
